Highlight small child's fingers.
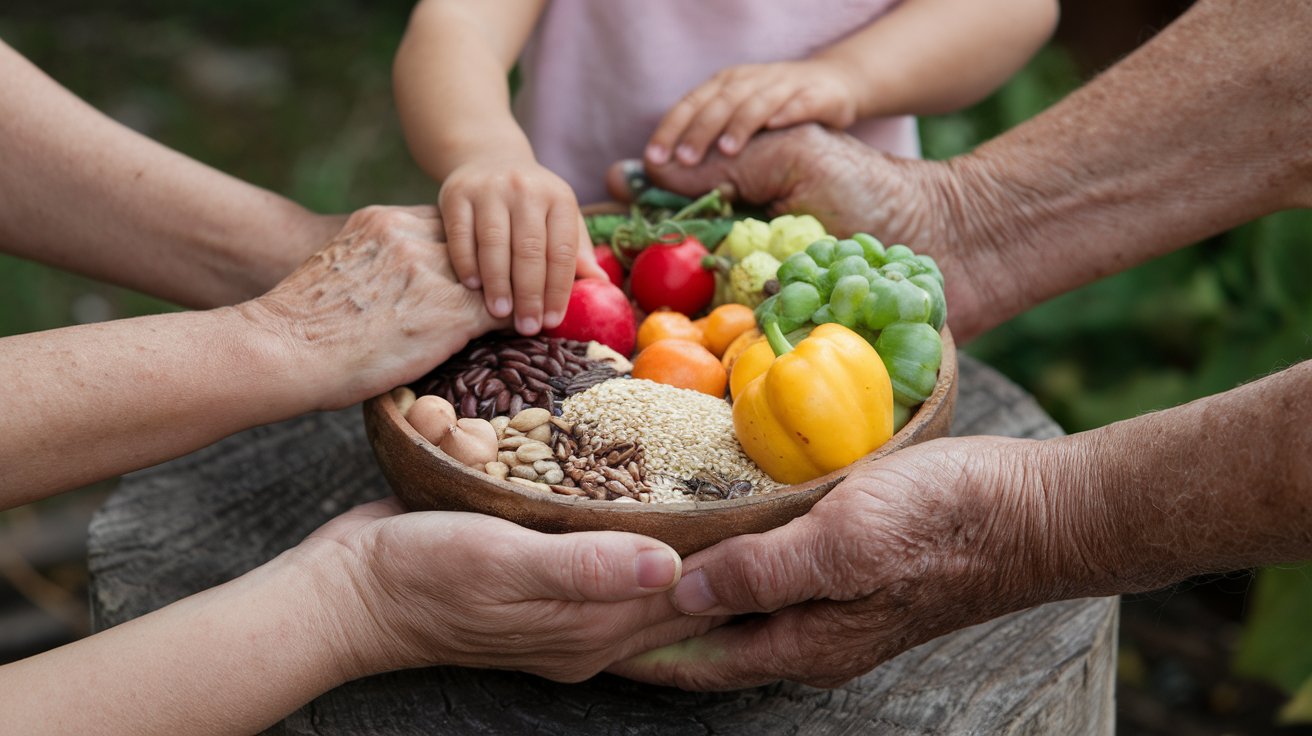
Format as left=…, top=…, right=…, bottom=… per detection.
left=718, top=84, right=799, bottom=156
left=508, top=198, right=549, bottom=334
left=573, top=213, right=609, bottom=283
left=541, top=205, right=582, bottom=330
left=647, top=81, right=722, bottom=167
left=766, top=91, right=824, bottom=130
left=440, top=196, right=480, bottom=289
left=673, top=90, right=746, bottom=166
left=474, top=200, right=514, bottom=319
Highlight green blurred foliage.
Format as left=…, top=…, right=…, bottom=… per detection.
left=1235, top=564, right=1312, bottom=694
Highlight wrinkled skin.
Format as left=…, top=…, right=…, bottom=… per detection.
left=237, top=205, right=504, bottom=411
left=305, top=497, right=721, bottom=683
left=610, top=125, right=1015, bottom=342
left=610, top=437, right=1095, bottom=690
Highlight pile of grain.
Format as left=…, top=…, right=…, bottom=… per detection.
left=561, top=378, right=778, bottom=501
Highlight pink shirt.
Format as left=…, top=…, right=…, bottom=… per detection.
left=514, top=0, right=919, bottom=204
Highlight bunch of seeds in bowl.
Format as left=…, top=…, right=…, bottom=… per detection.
left=561, top=378, right=779, bottom=502
left=410, top=336, right=629, bottom=420
left=401, top=336, right=778, bottom=503
left=484, top=407, right=650, bottom=501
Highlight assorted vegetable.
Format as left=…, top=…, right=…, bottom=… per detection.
left=629, top=235, right=716, bottom=316
left=631, top=338, right=726, bottom=397
left=636, top=310, right=703, bottom=353
left=482, top=196, right=954, bottom=488
left=543, top=278, right=636, bottom=357
left=731, top=323, right=894, bottom=485
left=593, top=246, right=625, bottom=288
left=753, top=233, right=946, bottom=430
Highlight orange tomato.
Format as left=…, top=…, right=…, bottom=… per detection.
left=631, top=339, right=727, bottom=397
left=720, top=327, right=763, bottom=374
left=636, top=310, right=703, bottom=353
left=702, top=304, right=757, bottom=358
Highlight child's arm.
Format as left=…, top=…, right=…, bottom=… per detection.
left=394, top=0, right=601, bottom=335
left=647, top=0, right=1060, bottom=166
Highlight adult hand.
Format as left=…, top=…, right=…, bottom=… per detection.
left=610, top=436, right=1103, bottom=690
left=611, top=125, right=1028, bottom=342
left=302, top=498, right=718, bottom=682
left=236, top=205, right=508, bottom=411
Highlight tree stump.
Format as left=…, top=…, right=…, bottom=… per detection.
left=88, top=355, right=1117, bottom=734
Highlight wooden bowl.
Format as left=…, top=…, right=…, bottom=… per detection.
left=364, top=328, right=957, bottom=556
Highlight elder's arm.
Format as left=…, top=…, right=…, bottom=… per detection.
left=611, top=360, right=1312, bottom=690
left=942, top=0, right=1312, bottom=337
left=0, top=40, right=343, bottom=309
left=642, top=0, right=1312, bottom=341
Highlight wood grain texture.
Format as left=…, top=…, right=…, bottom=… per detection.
left=88, top=355, right=1117, bottom=735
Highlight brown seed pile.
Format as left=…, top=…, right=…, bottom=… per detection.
left=561, top=379, right=779, bottom=500
left=552, top=425, right=648, bottom=501
left=485, top=408, right=566, bottom=492
left=481, top=408, right=648, bottom=501
left=411, top=336, right=600, bottom=420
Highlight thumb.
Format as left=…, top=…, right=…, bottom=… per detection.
left=516, top=530, right=683, bottom=602
left=669, top=513, right=829, bottom=616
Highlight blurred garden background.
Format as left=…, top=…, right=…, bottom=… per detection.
left=1, top=1, right=1309, bottom=733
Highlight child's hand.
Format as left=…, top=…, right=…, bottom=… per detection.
left=646, top=60, right=860, bottom=167
left=439, top=158, right=605, bottom=334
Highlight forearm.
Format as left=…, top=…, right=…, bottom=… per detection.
left=0, top=42, right=343, bottom=309
left=0, top=308, right=311, bottom=504
left=393, top=0, right=540, bottom=180
left=1, top=207, right=499, bottom=505
left=0, top=544, right=360, bottom=736
left=1037, top=360, right=1312, bottom=598
left=816, top=0, right=1058, bottom=118
left=943, top=0, right=1312, bottom=336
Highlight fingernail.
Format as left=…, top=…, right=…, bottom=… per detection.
left=672, top=569, right=717, bottom=613
left=718, top=134, right=737, bottom=154
left=675, top=145, right=698, bottom=165
left=493, top=298, right=511, bottom=317
left=543, top=310, right=563, bottom=329
left=463, top=276, right=481, bottom=290
left=645, top=144, right=668, bottom=165
left=516, top=316, right=540, bottom=335
left=636, top=548, right=679, bottom=589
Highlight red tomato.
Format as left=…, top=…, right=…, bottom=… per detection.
left=594, top=245, right=625, bottom=288
left=629, top=236, right=715, bottom=316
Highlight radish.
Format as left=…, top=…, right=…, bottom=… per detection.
left=544, top=278, right=637, bottom=356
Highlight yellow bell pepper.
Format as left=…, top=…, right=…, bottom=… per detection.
left=728, top=337, right=773, bottom=399
left=732, top=322, right=894, bottom=484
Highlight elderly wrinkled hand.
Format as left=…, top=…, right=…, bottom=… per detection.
left=609, top=436, right=1096, bottom=690
left=611, top=125, right=1011, bottom=342
left=236, top=205, right=505, bottom=411
left=301, top=497, right=720, bottom=682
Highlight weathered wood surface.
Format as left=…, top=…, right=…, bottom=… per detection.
left=89, top=355, right=1117, bottom=735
